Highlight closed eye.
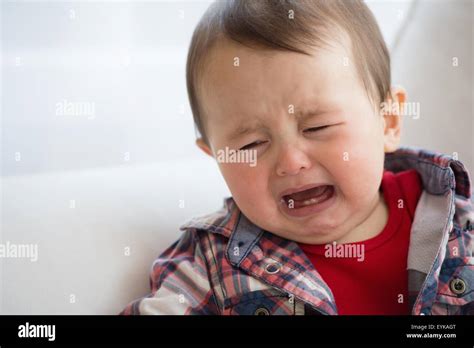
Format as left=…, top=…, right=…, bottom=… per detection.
left=304, top=125, right=331, bottom=133
left=239, top=140, right=268, bottom=151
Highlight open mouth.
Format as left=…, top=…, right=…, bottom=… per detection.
left=279, top=184, right=336, bottom=216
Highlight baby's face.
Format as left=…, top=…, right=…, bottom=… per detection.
left=198, top=37, right=396, bottom=244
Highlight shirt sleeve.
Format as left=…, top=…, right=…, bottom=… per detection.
left=119, top=229, right=221, bottom=315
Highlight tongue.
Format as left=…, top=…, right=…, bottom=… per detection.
left=287, top=185, right=328, bottom=202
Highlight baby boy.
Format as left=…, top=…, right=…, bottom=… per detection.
left=121, top=0, right=473, bottom=315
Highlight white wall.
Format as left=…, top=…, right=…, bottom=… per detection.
left=2, top=1, right=212, bottom=177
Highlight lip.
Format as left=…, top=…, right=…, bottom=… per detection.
left=278, top=184, right=336, bottom=218
left=278, top=183, right=329, bottom=202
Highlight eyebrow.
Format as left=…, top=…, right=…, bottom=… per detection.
left=295, top=107, right=322, bottom=121
left=227, top=121, right=266, bottom=141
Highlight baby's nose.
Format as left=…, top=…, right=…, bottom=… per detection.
left=275, top=146, right=312, bottom=176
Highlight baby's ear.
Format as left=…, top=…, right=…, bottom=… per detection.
left=382, top=86, right=406, bottom=153
left=196, top=138, right=214, bottom=157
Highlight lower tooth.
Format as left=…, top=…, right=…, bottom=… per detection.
left=302, top=198, right=318, bottom=206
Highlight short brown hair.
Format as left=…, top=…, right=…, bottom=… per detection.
left=186, top=0, right=391, bottom=145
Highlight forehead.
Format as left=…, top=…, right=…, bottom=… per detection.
left=199, top=35, right=358, bottom=132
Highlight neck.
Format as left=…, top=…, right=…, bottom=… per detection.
left=336, top=190, right=389, bottom=244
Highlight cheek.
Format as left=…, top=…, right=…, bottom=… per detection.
left=323, top=123, right=385, bottom=200
left=219, top=164, right=269, bottom=204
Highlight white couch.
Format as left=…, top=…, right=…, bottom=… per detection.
left=1, top=156, right=230, bottom=314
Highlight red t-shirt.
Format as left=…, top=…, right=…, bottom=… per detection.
left=298, top=170, right=422, bottom=315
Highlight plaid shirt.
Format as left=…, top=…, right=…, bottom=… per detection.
left=121, top=147, right=474, bottom=315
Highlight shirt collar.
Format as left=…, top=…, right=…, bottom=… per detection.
left=385, top=146, right=471, bottom=198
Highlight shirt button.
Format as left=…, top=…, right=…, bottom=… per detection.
left=254, top=307, right=270, bottom=315
left=264, top=262, right=282, bottom=274
left=450, top=278, right=467, bottom=295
